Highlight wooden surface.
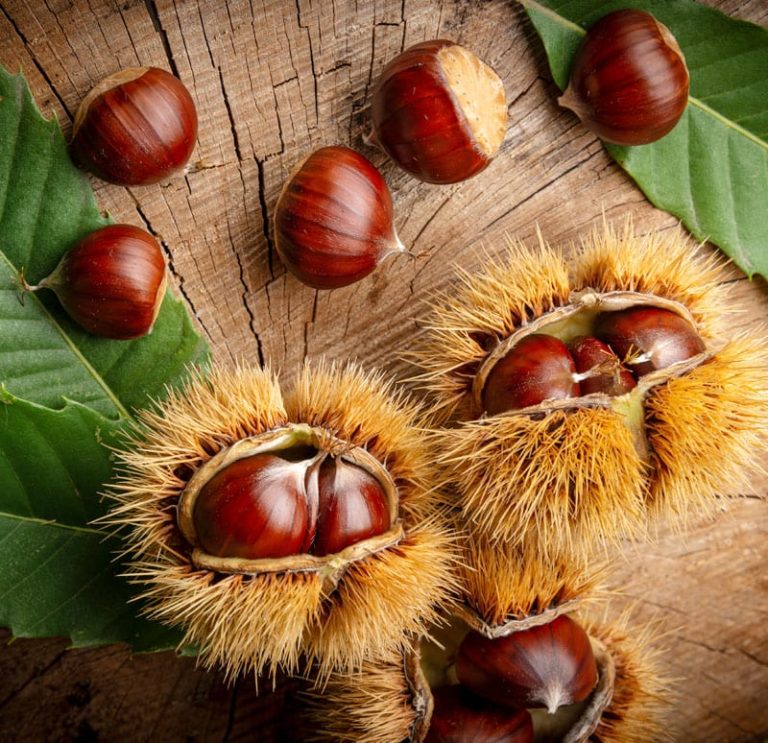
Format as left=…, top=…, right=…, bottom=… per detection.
left=1, top=0, right=767, bottom=740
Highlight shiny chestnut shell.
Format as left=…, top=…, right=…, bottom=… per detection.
left=192, top=453, right=314, bottom=560
left=559, top=9, right=689, bottom=145
left=38, top=224, right=167, bottom=340
left=274, top=146, right=403, bottom=289
left=71, top=67, right=198, bottom=185
left=370, top=40, right=507, bottom=184
left=314, top=457, right=391, bottom=556
left=425, top=686, right=533, bottom=743
left=482, top=334, right=579, bottom=414
left=456, top=615, right=598, bottom=713
left=595, top=306, right=705, bottom=376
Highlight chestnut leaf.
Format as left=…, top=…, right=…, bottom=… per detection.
left=0, top=65, right=207, bottom=650
left=521, top=0, right=768, bottom=279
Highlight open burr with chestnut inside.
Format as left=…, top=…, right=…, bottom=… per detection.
left=413, top=220, right=768, bottom=560
left=101, top=362, right=457, bottom=680
left=306, top=606, right=669, bottom=743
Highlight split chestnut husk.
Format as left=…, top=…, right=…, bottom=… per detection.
left=305, top=608, right=669, bottom=743
left=413, top=221, right=768, bottom=558
left=102, top=362, right=457, bottom=679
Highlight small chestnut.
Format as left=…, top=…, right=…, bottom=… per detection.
left=558, top=9, right=689, bottom=146
left=570, top=336, right=637, bottom=396
left=595, top=306, right=705, bottom=376
left=71, top=67, right=198, bottom=185
left=456, top=614, right=598, bottom=714
left=27, top=224, right=167, bottom=340
left=425, top=686, right=533, bottom=743
left=370, top=40, right=507, bottom=184
left=274, top=146, right=404, bottom=289
left=314, top=457, right=390, bottom=556
left=482, top=334, right=579, bottom=415
left=193, top=453, right=315, bottom=560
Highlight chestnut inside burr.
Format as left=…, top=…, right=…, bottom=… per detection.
left=477, top=294, right=707, bottom=417
left=415, top=614, right=614, bottom=743
left=177, top=424, right=402, bottom=574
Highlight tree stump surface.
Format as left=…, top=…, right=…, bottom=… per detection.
left=1, top=1, right=766, bottom=740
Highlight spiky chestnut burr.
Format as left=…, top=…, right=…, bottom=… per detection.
left=102, top=362, right=457, bottom=680
left=305, top=607, right=668, bottom=743
left=412, top=221, right=768, bottom=558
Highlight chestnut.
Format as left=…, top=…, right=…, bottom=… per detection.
left=314, top=457, right=390, bottom=556
left=570, top=336, right=637, bottom=396
left=425, top=686, right=533, bottom=743
left=188, top=444, right=392, bottom=561
left=71, top=67, right=198, bottom=185
left=456, top=614, right=598, bottom=714
left=27, top=224, right=167, bottom=340
left=193, top=453, right=315, bottom=560
left=558, top=9, right=689, bottom=146
left=274, top=146, right=404, bottom=289
left=595, top=306, right=705, bottom=376
left=370, top=40, right=507, bottom=184
left=482, top=334, right=579, bottom=414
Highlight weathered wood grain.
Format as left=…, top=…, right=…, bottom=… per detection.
left=1, top=0, right=766, bottom=740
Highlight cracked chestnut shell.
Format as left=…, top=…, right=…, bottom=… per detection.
left=559, top=9, right=689, bottom=146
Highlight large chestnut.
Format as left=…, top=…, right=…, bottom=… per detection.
left=559, top=9, right=689, bottom=146
left=595, top=306, right=705, bottom=376
left=370, top=40, right=507, bottom=184
left=193, top=453, right=314, bottom=560
left=425, top=686, right=533, bottom=743
left=71, top=67, right=198, bottom=185
left=274, top=146, right=404, bottom=289
left=482, top=334, right=579, bottom=414
left=28, top=224, right=167, bottom=340
left=456, top=614, right=598, bottom=714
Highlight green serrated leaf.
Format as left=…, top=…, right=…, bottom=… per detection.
left=522, top=0, right=768, bottom=278
left=0, top=511, right=181, bottom=650
left=0, top=394, right=121, bottom=525
left=0, top=64, right=208, bottom=650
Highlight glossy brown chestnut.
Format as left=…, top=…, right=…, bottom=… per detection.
left=314, top=457, right=390, bottom=556
left=482, top=334, right=579, bottom=415
left=192, top=453, right=315, bottom=560
left=559, top=9, right=689, bottom=146
left=370, top=40, right=507, bottom=184
left=425, top=686, right=533, bottom=743
left=31, top=224, right=167, bottom=339
left=595, top=306, right=705, bottom=376
left=456, top=615, right=598, bottom=714
left=570, top=336, right=637, bottom=396
left=274, top=146, right=404, bottom=289
left=71, top=67, right=198, bottom=185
